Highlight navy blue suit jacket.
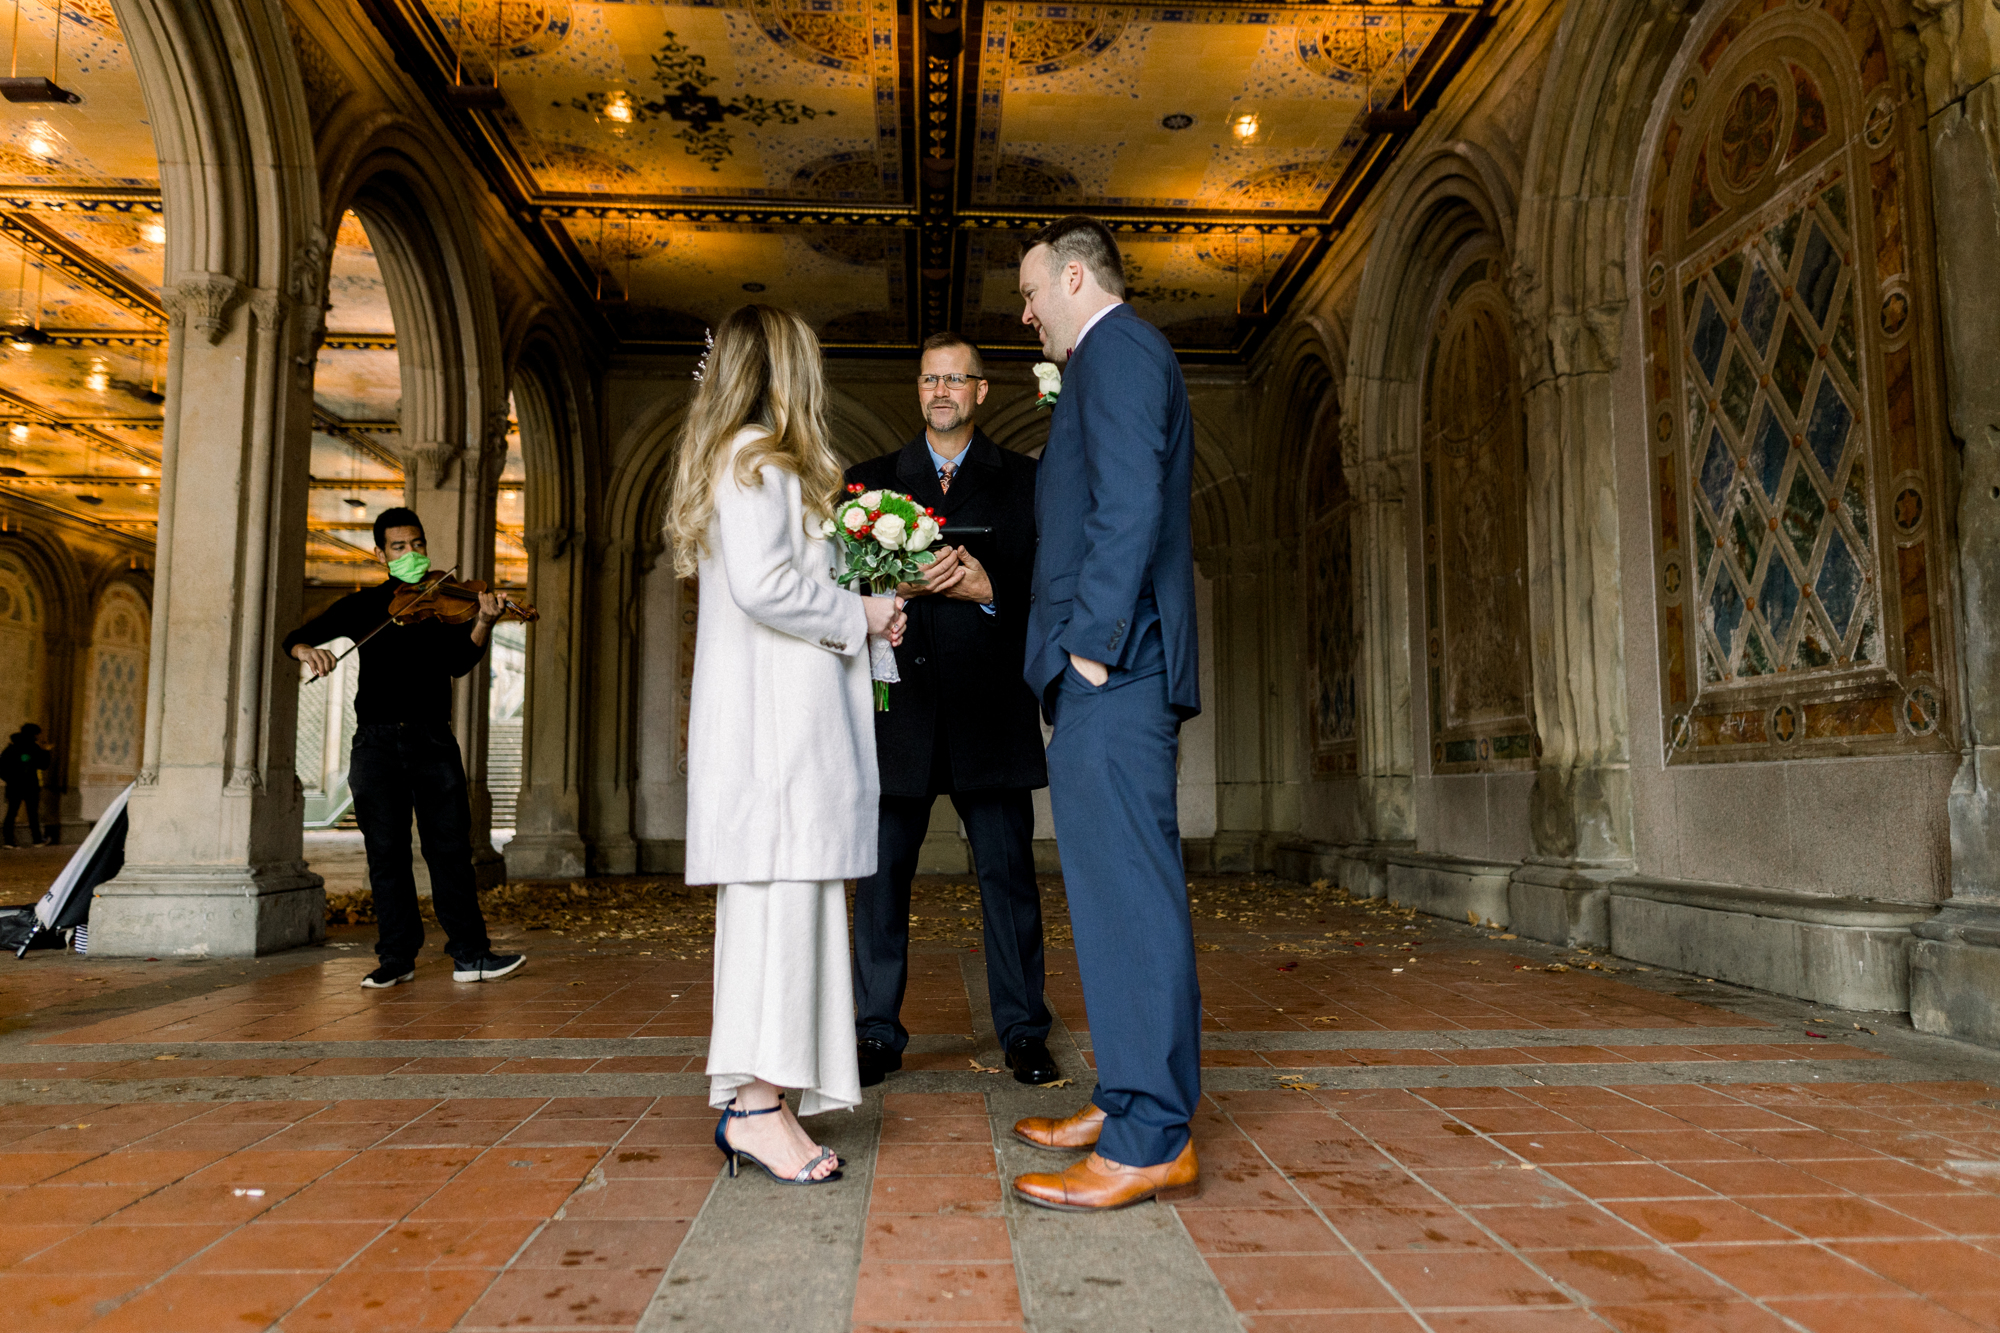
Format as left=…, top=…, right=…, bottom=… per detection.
left=1024, top=303, right=1200, bottom=720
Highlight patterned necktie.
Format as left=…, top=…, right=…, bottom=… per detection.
left=938, top=461, right=956, bottom=495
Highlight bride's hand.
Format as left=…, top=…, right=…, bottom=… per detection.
left=865, top=593, right=907, bottom=646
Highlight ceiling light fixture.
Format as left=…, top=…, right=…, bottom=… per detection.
left=604, top=91, right=635, bottom=124
left=85, top=358, right=108, bottom=392
left=2, top=0, right=78, bottom=104
left=8, top=423, right=26, bottom=440
left=141, top=220, right=165, bottom=244
left=1231, top=112, right=1260, bottom=140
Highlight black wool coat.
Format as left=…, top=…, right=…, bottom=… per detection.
left=845, top=431, right=1048, bottom=797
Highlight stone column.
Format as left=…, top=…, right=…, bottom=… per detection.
left=93, top=273, right=327, bottom=956
left=1910, top=0, right=2000, bottom=1042
left=403, top=413, right=507, bottom=886
left=1511, top=260, right=1635, bottom=872
left=506, top=523, right=591, bottom=877
left=582, top=535, right=646, bottom=875
left=1351, top=448, right=1414, bottom=853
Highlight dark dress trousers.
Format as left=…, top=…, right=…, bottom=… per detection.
left=1025, top=303, right=1202, bottom=1169
left=847, top=431, right=1052, bottom=1053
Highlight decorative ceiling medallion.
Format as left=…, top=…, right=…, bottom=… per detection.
left=751, top=0, right=874, bottom=72
left=1295, top=12, right=1436, bottom=88
left=1160, top=113, right=1194, bottom=131
left=435, top=0, right=572, bottom=76
left=1006, top=11, right=1134, bottom=77
left=562, top=30, right=836, bottom=171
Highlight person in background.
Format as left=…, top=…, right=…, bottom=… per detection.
left=1, top=723, right=52, bottom=848
left=284, top=507, right=525, bottom=990
left=843, top=330, right=1059, bottom=1089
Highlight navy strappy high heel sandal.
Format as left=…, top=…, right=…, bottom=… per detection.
left=713, top=1097, right=843, bottom=1184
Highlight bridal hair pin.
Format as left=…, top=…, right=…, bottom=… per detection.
left=692, top=327, right=714, bottom=384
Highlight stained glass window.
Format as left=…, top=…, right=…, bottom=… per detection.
left=1641, top=0, right=1950, bottom=761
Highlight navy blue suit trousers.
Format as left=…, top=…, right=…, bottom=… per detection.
left=1046, top=650, right=1201, bottom=1167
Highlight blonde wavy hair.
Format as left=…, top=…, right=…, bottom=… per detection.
left=665, top=304, right=844, bottom=578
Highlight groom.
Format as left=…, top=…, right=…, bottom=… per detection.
left=1009, top=216, right=1203, bottom=1211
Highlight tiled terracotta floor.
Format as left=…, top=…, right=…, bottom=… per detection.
left=0, top=874, right=1996, bottom=1331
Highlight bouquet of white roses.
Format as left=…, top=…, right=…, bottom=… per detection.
left=826, top=484, right=944, bottom=710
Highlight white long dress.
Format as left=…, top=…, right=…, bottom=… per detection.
left=687, top=428, right=876, bottom=1117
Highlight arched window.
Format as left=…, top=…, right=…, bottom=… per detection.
left=0, top=553, right=45, bottom=740
left=79, top=582, right=148, bottom=818
left=1420, top=251, right=1536, bottom=771
left=1643, top=0, right=1949, bottom=759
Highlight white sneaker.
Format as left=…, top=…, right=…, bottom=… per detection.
left=452, top=953, right=525, bottom=982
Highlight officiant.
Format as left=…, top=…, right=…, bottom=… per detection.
left=845, top=331, right=1059, bottom=1088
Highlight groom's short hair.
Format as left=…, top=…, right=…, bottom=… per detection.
left=1028, top=216, right=1125, bottom=299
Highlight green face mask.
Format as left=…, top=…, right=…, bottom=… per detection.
left=387, top=551, right=431, bottom=584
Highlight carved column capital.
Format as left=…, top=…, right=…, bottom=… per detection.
left=525, top=526, right=573, bottom=561
left=405, top=440, right=461, bottom=489
left=165, top=273, right=246, bottom=345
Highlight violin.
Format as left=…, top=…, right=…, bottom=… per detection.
left=388, top=569, right=539, bottom=626
left=300, top=567, right=537, bottom=683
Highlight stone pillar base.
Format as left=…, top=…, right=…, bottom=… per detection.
left=1509, top=863, right=1614, bottom=948
left=1384, top=852, right=1513, bottom=928
left=90, top=862, right=325, bottom=958
left=1610, top=878, right=1933, bottom=1011
left=1912, top=905, right=2000, bottom=1044
left=507, top=833, right=590, bottom=879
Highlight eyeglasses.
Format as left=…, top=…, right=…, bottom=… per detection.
left=919, top=374, right=982, bottom=389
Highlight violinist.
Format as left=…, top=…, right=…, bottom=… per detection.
left=283, top=506, right=526, bottom=990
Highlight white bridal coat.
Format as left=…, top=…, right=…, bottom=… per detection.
left=683, top=427, right=879, bottom=886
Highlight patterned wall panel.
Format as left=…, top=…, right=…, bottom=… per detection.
left=1420, top=254, right=1536, bottom=773
left=80, top=582, right=147, bottom=795
left=1641, top=0, right=1951, bottom=762
left=1303, top=397, right=1355, bottom=777
left=0, top=554, right=44, bottom=742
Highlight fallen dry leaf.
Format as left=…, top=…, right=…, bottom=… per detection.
left=1544, top=964, right=1570, bottom=973
left=1277, top=1075, right=1321, bottom=1092
left=969, top=1059, right=1001, bottom=1074
left=1044, top=1077, right=1074, bottom=1089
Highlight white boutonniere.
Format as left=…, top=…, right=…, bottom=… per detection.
left=1033, top=361, right=1061, bottom=410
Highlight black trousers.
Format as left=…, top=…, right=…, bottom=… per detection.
left=348, top=722, right=490, bottom=967
left=2, top=788, right=40, bottom=845
left=853, top=775, right=1050, bottom=1053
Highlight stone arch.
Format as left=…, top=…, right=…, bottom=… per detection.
left=326, top=140, right=506, bottom=507
left=1342, top=141, right=1520, bottom=846
left=322, top=134, right=509, bottom=854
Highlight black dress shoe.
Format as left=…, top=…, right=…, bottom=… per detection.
left=1005, top=1035, right=1060, bottom=1085
left=857, top=1037, right=901, bottom=1088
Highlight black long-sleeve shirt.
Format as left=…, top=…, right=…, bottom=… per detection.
left=283, top=579, right=488, bottom=726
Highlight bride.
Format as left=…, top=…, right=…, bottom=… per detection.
left=664, top=304, right=905, bottom=1184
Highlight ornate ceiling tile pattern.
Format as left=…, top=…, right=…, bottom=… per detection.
left=391, top=0, right=1490, bottom=356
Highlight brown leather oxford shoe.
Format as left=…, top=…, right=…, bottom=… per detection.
left=1012, top=1141, right=1200, bottom=1212
left=1012, top=1101, right=1107, bottom=1152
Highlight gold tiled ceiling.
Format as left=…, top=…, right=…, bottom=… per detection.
left=391, top=0, right=1491, bottom=355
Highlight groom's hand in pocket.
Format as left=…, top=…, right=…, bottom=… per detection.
left=1068, top=653, right=1108, bottom=687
